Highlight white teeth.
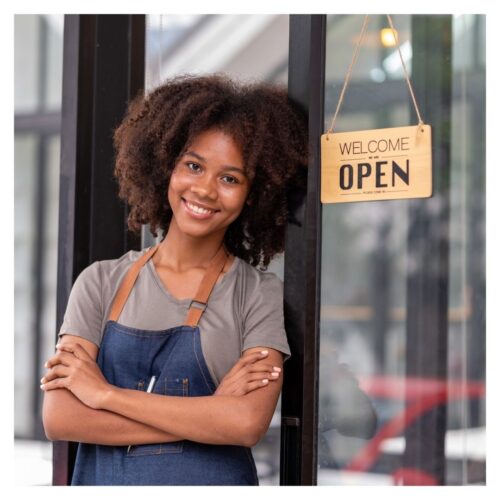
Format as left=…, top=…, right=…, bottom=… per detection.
left=185, top=201, right=214, bottom=215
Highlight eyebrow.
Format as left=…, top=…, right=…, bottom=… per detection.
left=184, top=150, right=246, bottom=175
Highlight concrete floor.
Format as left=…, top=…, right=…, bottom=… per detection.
left=14, top=439, right=52, bottom=486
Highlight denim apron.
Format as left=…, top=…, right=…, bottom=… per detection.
left=71, top=244, right=259, bottom=486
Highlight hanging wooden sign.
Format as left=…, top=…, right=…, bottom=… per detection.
left=321, top=124, right=432, bottom=203
left=321, top=14, right=433, bottom=204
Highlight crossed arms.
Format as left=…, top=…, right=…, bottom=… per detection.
left=42, top=335, right=284, bottom=448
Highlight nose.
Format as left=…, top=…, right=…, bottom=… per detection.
left=190, top=174, right=217, bottom=200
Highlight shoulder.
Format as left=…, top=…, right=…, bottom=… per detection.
left=236, top=258, right=290, bottom=360
left=236, top=258, right=283, bottom=313
left=72, top=248, right=152, bottom=301
left=59, top=248, right=156, bottom=346
left=96, top=248, right=148, bottom=282
left=237, top=257, right=283, bottom=288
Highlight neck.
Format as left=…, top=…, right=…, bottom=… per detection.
left=156, top=218, right=226, bottom=272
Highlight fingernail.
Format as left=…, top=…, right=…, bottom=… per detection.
left=40, top=384, right=45, bottom=390
left=262, top=379, right=268, bottom=384
left=270, top=372, right=279, bottom=377
left=44, top=362, right=48, bottom=368
left=260, top=350, right=268, bottom=355
left=273, top=367, right=281, bottom=372
left=40, top=378, right=45, bottom=383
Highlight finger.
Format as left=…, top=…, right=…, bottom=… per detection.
left=40, top=376, right=67, bottom=391
left=222, top=363, right=272, bottom=384
left=56, top=342, right=92, bottom=361
left=44, top=351, right=76, bottom=369
left=231, top=363, right=282, bottom=384
left=232, top=368, right=281, bottom=383
left=246, top=363, right=282, bottom=374
left=45, top=350, right=66, bottom=366
left=243, top=379, right=272, bottom=394
left=238, top=351, right=270, bottom=368
left=216, top=371, right=277, bottom=396
left=41, top=365, right=70, bottom=383
left=245, top=371, right=281, bottom=382
left=234, top=351, right=269, bottom=370
left=43, top=354, right=59, bottom=369
left=225, top=351, right=269, bottom=377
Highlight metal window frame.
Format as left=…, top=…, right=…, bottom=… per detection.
left=402, top=15, right=453, bottom=485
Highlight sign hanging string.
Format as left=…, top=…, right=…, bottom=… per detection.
left=326, top=14, right=424, bottom=136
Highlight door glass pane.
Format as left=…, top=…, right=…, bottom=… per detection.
left=14, top=133, right=38, bottom=437
left=318, top=14, right=485, bottom=485
left=14, top=16, right=40, bottom=113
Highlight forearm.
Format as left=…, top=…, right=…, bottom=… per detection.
left=43, top=389, right=183, bottom=445
left=102, top=387, right=254, bottom=447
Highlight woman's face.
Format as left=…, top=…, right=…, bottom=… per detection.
left=168, top=128, right=251, bottom=240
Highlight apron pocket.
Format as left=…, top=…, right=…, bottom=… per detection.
left=165, top=376, right=189, bottom=396
left=127, top=376, right=189, bottom=457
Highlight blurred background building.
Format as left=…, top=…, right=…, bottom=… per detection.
left=14, top=14, right=485, bottom=486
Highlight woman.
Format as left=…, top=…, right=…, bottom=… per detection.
left=41, top=74, right=308, bottom=485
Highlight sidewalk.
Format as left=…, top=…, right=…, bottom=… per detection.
left=14, top=439, right=52, bottom=486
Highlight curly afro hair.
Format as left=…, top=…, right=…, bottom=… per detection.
left=113, top=73, right=308, bottom=270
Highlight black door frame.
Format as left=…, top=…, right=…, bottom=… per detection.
left=281, top=14, right=325, bottom=486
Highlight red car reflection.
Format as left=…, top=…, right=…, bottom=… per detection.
left=344, top=375, right=485, bottom=485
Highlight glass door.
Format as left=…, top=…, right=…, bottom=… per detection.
left=317, top=14, right=485, bottom=485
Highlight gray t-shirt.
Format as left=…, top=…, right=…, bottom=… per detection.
left=58, top=248, right=291, bottom=386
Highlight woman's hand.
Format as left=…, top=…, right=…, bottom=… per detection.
left=40, top=342, right=112, bottom=410
left=214, top=350, right=282, bottom=397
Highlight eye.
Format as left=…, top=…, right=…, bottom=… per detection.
left=221, top=175, right=239, bottom=184
left=186, top=162, right=202, bottom=172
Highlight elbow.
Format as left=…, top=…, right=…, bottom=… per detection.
left=240, top=429, right=259, bottom=448
left=44, top=417, right=72, bottom=442
left=42, top=396, right=67, bottom=442
left=43, top=426, right=58, bottom=442
left=42, top=409, right=61, bottom=441
left=42, top=413, right=59, bottom=441
left=240, top=413, right=268, bottom=448
left=240, top=427, right=259, bottom=448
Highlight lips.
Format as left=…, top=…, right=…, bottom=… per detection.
left=181, top=198, right=219, bottom=219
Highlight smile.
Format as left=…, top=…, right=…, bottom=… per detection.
left=181, top=198, right=219, bottom=219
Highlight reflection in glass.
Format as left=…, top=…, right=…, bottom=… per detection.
left=318, top=14, right=485, bottom=485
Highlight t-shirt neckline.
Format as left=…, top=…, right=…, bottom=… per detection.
left=146, top=251, right=240, bottom=305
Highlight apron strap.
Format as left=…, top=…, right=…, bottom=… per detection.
left=108, top=244, right=161, bottom=322
left=183, top=244, right=228, bottom=327
left=107, top=243, right=229, bottom=326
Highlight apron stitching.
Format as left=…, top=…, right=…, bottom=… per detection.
left=192, top=329, right=216, bottom=393
left=106, top=320, right=178, bottom=337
